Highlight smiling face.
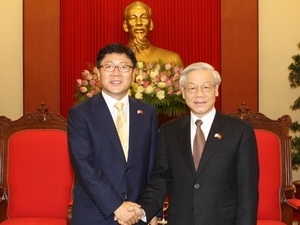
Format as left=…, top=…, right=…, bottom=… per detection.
left=99, top=53, right=135, bottom=100
left=182, top=69, right=219, bottom=118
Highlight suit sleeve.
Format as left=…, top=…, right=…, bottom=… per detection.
left=236, top=122, right=259, bottom=225
left=138, top=123, right=172, bottom=220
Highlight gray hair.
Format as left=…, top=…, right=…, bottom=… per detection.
left=179, top=62, right=221, bottom=87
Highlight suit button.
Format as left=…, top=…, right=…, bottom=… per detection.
left=194, top=184, right=200, bottom=189
left=122, top=192, right=128, bottom=200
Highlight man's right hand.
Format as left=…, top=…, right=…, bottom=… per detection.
left=128, top=204, right=144, bottom=219
left=114, top=201, right=140, bottom=225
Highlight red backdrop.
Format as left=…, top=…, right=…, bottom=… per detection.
left=60, top=0, right=221, bottom=118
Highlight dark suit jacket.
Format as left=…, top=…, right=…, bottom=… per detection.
left=139, top=111, right=259, bottom=225
left=68, top=93, right=158, bottom=225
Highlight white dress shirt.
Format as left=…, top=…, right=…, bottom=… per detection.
left=190, top=107, right=216, bottom=150
left=102, top=91, right=130, bottom=138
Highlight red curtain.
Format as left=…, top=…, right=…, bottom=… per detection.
left=60, top=0, right=221, bottom=118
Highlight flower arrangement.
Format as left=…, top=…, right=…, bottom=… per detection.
left=75, top=61, right=188, bottom=117
left=75, top=64, right=101, bottom=103
left=131, top=61, right=187, bottom=117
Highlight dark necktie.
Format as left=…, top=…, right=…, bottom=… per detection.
left=193, top=119, right=205, bottom=170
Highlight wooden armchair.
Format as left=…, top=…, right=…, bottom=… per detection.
left=0, top=103, right=74, bottom=225
left=228, top=102, right=294, bottom=225
left=286, top=180, right=300, bottom=225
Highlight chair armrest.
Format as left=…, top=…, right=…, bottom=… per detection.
left=0, top=186, right=8, bottom=222
left=67, top=200, right=73, bottom=225
left=0, top=186, right=4, bottom=203
left=287, top=198, right=300, bottom=210
left=283, top=185, right=295, bottom=199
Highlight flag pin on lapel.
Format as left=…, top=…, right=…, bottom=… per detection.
left=214, top=133, right=222, bottom=139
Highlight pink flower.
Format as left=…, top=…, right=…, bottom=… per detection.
left=160, top=74, right=168, bottom=82
left=92, top=67, right=99, bottom=74
left=143, top=80, right=150, bottom=88
left=79, top=86, right=88, bottom=93
left=82, top=70, right=90, bottom=75
left=82, top=80, right=89, bottom=86
left=76, top=79, right=82, bottom=86
left=93, top=87, right=101, bottom=95
left=86, top=92, right=94, bottom=98
left=167, top=89, right=175, bottom=95
left=82, top=70, right=93, bottom=81
left=89, top=79, right=96, bottom=86
left=176, top=90, right=182, bottom=95
left=146, top=62, right=154, bottom=70
left=165, top=63, right=172, bottom=70
left=173, top=72, right=180, bottom=80
left=173, top=66, right=180, bottom=73
left=85, top=73, right=93, bottom=81
left=165, top=79, right=173, bottom=86
left=151, top=76, right=160, bottom=83
left=141, top=71, right=148, bottom=80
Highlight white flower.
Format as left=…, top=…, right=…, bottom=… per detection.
left=145, top=85, right=154, bottom=94
left=128, top=89, right=132, bottom=96
left=136, top=86, right=145, bottom=93
left=136, top=61, right=144, bottom=69
left=150, top=65, right=160, bottom=78
left=156, top=90, right=165, bottom=100
left=157, top=82, right=166, bottom=89
left=135, top=92, right=143, bottom=99
left=135, top=74, right=144, bottom=81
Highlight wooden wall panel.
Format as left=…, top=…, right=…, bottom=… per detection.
left=23, top=0, right=60, bottom=113
left=221, top=0, right=258, bottom=113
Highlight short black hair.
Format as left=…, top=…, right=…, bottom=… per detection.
left=96, top=43, right=137, bottom=68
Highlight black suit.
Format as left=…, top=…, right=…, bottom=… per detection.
left=139, top=111, right=259, bottom=225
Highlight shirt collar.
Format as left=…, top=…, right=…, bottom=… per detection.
left=190, top=107, right=216, bottom=126
left=102, top=91, right=129, bottom=105
left=102, top=91, right=129, bottom=110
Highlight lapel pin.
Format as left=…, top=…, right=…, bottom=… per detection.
left=214, top=133, right=222, bottom=139
left=137, top=110, right=144, bottom=114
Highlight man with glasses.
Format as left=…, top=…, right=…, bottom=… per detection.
left=123, top=1, right=184, bottom=66
left=119, top=62, right=259, bottom=225
left=68, top=43, right=158, bottom=225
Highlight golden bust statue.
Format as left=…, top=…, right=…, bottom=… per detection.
left=123, top=1, right=184, bottom=67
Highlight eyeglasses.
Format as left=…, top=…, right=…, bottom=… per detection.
left=184, top=83, right=215, bottom=94
left=99, top=64, right=133, bottom=73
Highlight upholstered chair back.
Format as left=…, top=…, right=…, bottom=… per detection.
left=0, top=103, right=74, bottom=225
left=255, top=130, right=282, bottom=221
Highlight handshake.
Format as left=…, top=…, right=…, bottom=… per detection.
left=114, top=201, right=158, bottom=225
